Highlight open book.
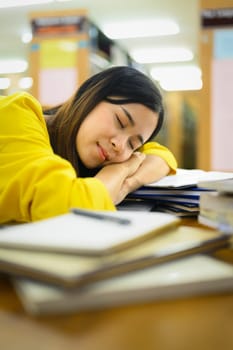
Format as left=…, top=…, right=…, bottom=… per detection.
left=13, top=254, right=233, bottom=316
left=0, top=226, right=230, bottom=288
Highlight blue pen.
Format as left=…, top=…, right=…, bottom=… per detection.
left=71, top=208, right=131, bottom=225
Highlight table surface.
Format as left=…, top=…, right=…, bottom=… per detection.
left=0, top=218, right=233, bottom=350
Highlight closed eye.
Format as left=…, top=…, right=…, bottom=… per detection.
left=128, top=140, right=134, bottom=150
left=128, top=135, right=143, bottom=151
left=116, top=114, right=124, bottom=128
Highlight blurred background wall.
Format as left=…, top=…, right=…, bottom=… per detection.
left=0, top=0, right=232, bottom=171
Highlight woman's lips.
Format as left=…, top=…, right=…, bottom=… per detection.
left=97, top=143, right=108, bottom=161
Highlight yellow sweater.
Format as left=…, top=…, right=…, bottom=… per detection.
left=0, top=92, right=177, bottom=223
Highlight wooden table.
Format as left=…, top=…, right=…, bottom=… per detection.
left=0, top=219, right=233, bottom=350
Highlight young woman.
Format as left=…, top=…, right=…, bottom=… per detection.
left=0, top=66, right=177, bottom=223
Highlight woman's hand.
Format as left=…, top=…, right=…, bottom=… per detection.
left=122, top=154, right=170, bottom=194
left=95, top=153, right=170, bottom=205
left=95, top=152, right=145, bottom=204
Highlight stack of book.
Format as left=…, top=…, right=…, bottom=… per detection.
left=119, top=169, right=233, bottom=217
left=0, top=208, right=233, bottom=316
left=198, top=178, right=233, bottom=232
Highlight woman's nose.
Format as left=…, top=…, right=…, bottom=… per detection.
left=111, top=136, right=125, bottom=153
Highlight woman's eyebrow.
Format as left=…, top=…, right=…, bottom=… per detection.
left=120, top=106, right=144, bottom=144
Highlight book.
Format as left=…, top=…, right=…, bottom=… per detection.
left=0, top=226, right=230, bottom=288
left=117, top=198, right=156, bottom=212
left=129, top=186, right=212, bottom=199
left=200, top=192, right=233, bottom=211
left=147, top=168, right=233, bottom=188
left=13, top=254, right=233, bottom=316
left=198, top=179, right=233, bottom=232
left=199, top=212, right=233, bottom=232
left=0, top=210, right=179, bottom=256
left=117, top=198, right=155, bottom=211
left=198, top=213, right=233, bottom=234
left=118, top=198, right=200, bottom=217
left=124, top=168, right=233, bottom=217
left=130, top=195, right=200, bottom=205
left=199, top=192, right=233, bottom=225
left=152, top=203, right=199, bottom=217
left=124, top=198, right=200, bottom=218
left=198, top=178, right=233, bottom=193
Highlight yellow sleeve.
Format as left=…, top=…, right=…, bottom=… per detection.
left=139, top=141, right=178, bottom=174
left=0, top=92, right=115, bottom=224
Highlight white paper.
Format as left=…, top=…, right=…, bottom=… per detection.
left=148, top=169, right=233, bottom=188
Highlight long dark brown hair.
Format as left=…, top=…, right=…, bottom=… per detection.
left=44, top=66, right=164, bottom=176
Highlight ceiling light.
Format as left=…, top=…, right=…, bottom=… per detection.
left=0, top=59, right=28, bottom=74
left=21, top=32, right=33, bottom=44
left=159, top=78, right=203, bottom=91
left=18, top=77, right=33, bottom=89
left=151, top=65, right=201, bottom=80
left=150, top=65, right=202, bottom=91
left=0, top=0, right=53, bottom=8
left=0, top=78, right=10, bottom=90
left=102, top=19, right=179, bottom=39
left=131, top=47, right=193, bottom=64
